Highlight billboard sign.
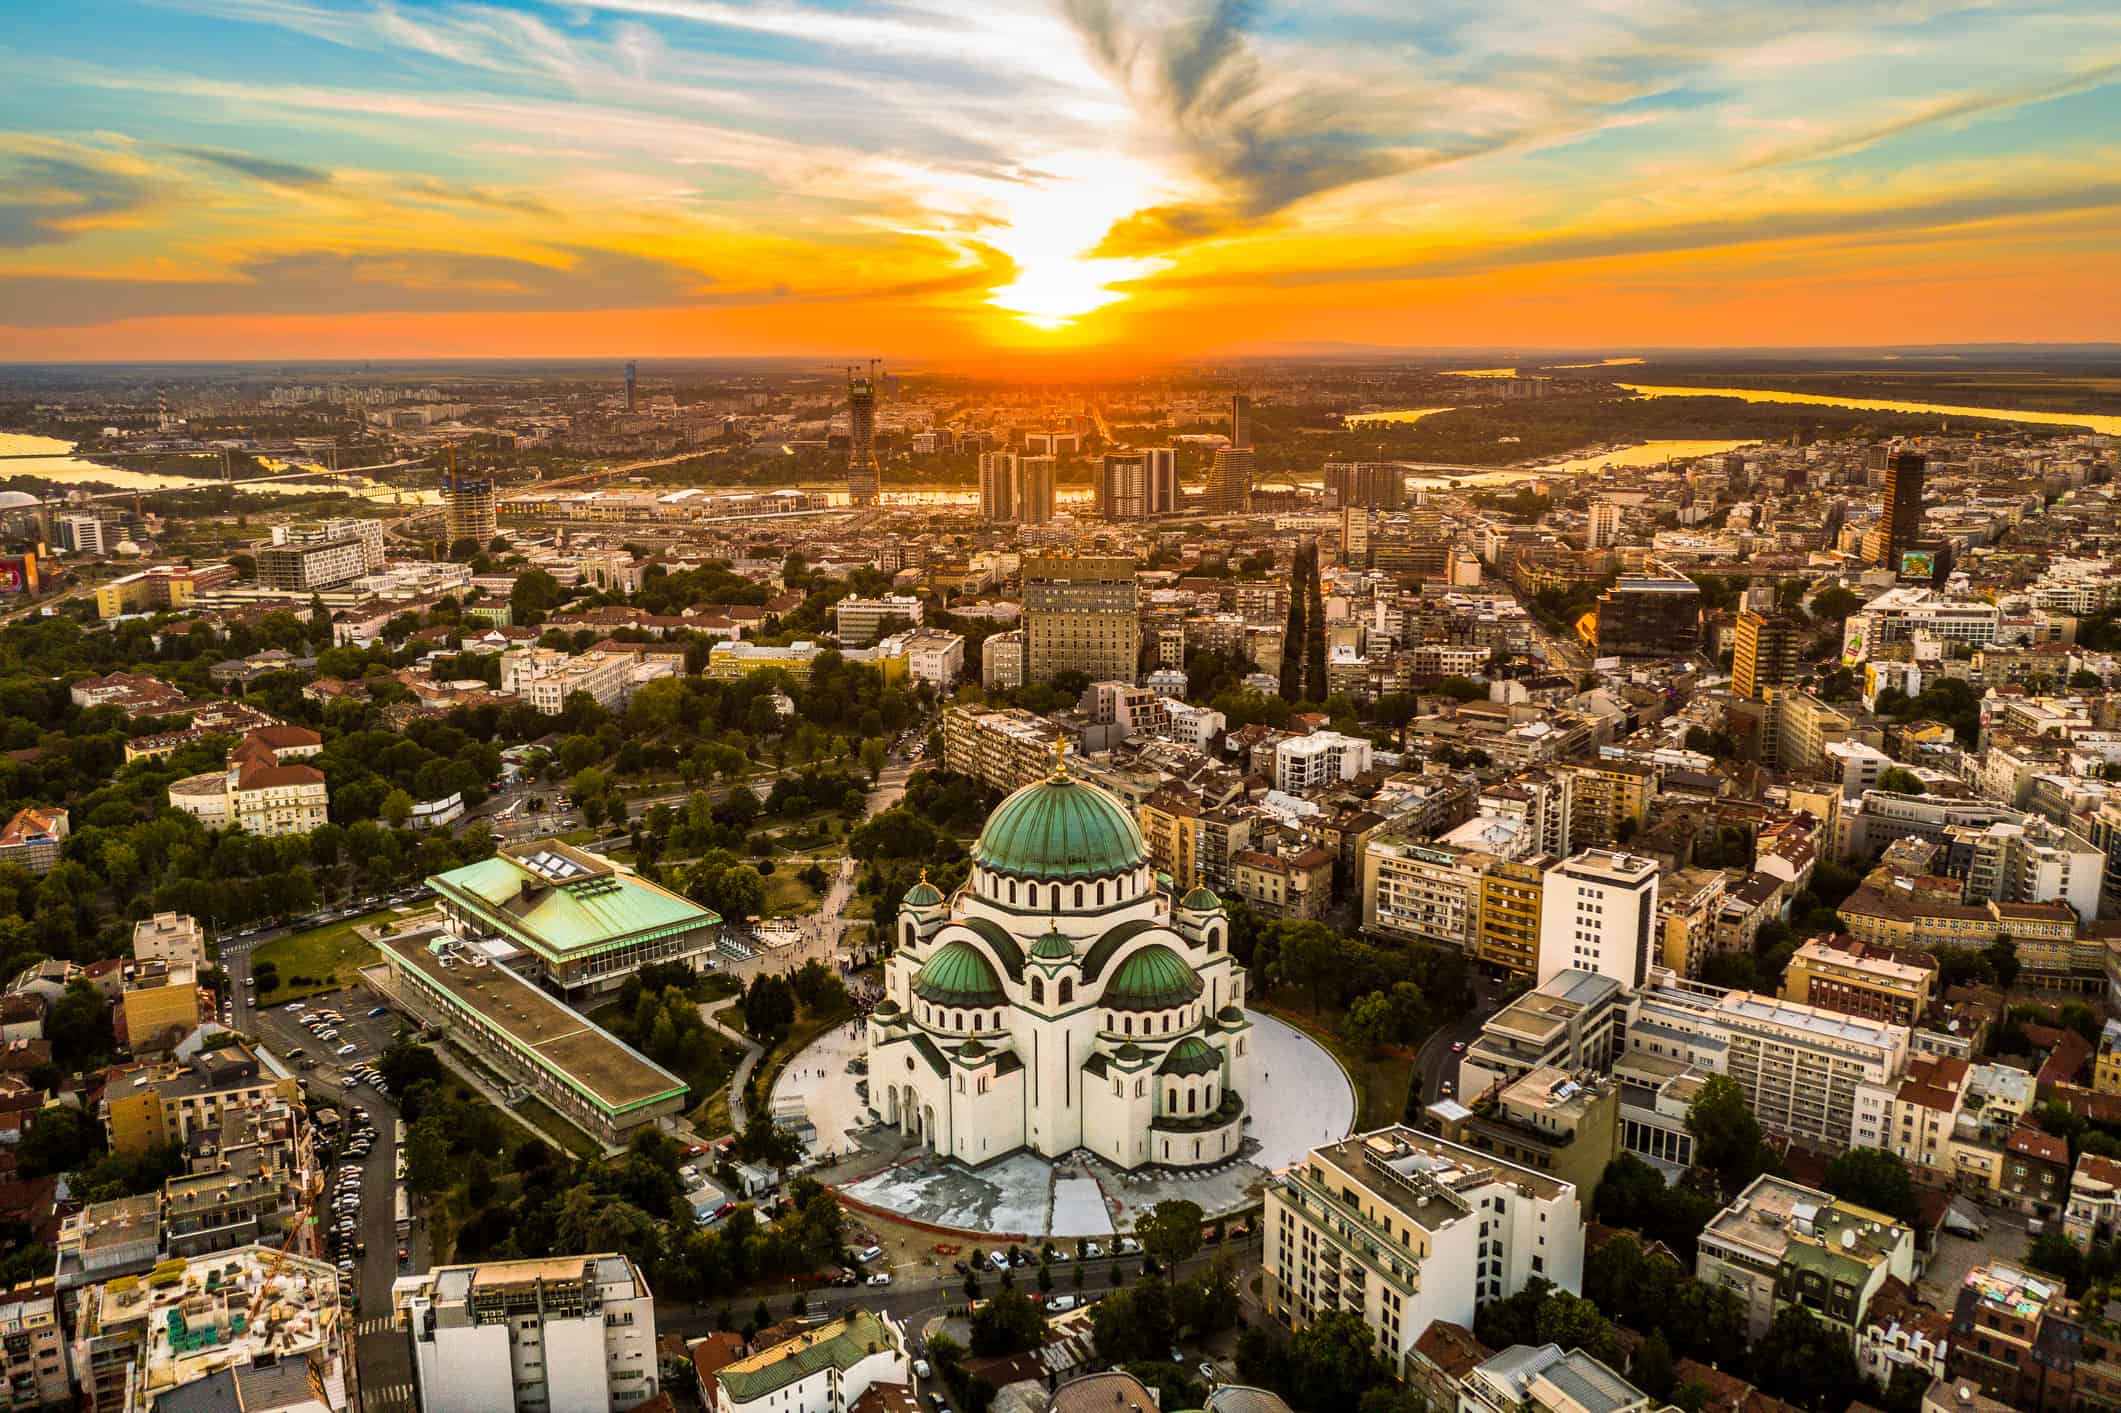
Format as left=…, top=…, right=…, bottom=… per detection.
left=0, top=554, right=39, bottom=595
left=1900, top=550, right=1936, bottom=580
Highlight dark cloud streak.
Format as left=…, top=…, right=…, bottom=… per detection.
left=171, top=146, right=333, bottom=188
left=1065, top=0, right=1404, bottom=255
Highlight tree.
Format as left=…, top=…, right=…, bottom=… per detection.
left=1136, top=1199, right=1204, bottom=1272
left=1634, top=1328, right=1676, bottom=1401
left=403, top=1116, right=452, bottom=1195
left=1342, top=991, right=1395, bottom=1053
left=860, top=737, right=888, bottom=783
left=381, top=788, right=414, bottom=828
left=1874, top=766, right=1924, bottom=795
left=1303, top=545, right=1327, bottom=702
left=1282, top=1310, right=1398, bottom=1413
left=1280, top=548, right=1308, bottom=703
left=17, top=1103, right=105, bottom=1177
left=1988, top=937, right=2021, bottom=990
left=1752, top=1305, right=1863, bottom=1412
left=1688, top=1074, right=1772, bottom=1192
left=510, top=569, right=565, bottom=625
left=1823, top=1146, right=1921, bottom=1224
left=969, top=1288, right=1045, bottom=1356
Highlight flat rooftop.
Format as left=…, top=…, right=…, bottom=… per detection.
left=1305, top=1125, right=1572, bottom=1234
left=381, top=935, right=685, bottom=1115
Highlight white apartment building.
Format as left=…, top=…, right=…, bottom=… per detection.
left=1585, top=501, right=1623, bottom=551
left=713, top=1309, right=906, bottom=1413
left=1165, top=700, right=1227, bottom=750
left=1536, top=849, right=1659, bottom=990
left=1840, top=587, right=2004, bottom=663
left=895, top=628, right=964, bottom=687
left=1274, top=730, right=1373, bottom=794
left=1265, top=1127, right=1584, bottom=1382
left=397, top=1253, right=660, bottom=1413
left=1627, top=975, right=1911, bottom=1154
left=1459, top=1344, right=1650, bottom=1413
left=1364, top=836, right=1484, bottom=951
left=133, top=911, right=207, bottom=968
left=835, top=594, right=925, bottom=648
left=982, top=631, right=1026, bottom=691
left=500, top=647, right=637, bottom=715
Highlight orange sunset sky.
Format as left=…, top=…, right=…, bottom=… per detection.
left=3, top=0, right=2119, bottom=361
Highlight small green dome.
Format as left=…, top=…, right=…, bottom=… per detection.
left=904, top=877, right=945, bottom=908
left=1103, top=944, right=1204, bottom=1011
left=1179, top=885, right=1221, bottom=912
left=1030, top=927, right=1075, bottom=961
left=972, top=773, right=1147, bottom=882
left=912, top=941, right=1006, bottom=1006
left=1158, top=1035, right=1222, bottom=1077
left=874, top=997, right=902, bottom=1017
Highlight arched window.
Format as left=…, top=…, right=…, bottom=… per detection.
left=1031, top=978, right=1045, bottom=1004
left=953, top=1011, right=963, bottom=1030
left=1007, top=879, right=1017, bottom=904
left=1096, top=881, right=1105, bottom=906
left=1187, top=1087, right=1197, bottom=1114
left=1136, top=1079, right=1146, bottom=1098
left=1073, top=884, right=1084, bottom=909
left=1124, top=1016, right=1133, bottom=1036
left=1060, top=979, right=1074, bottom=1004
left=903, top=921, right=916, bottom=947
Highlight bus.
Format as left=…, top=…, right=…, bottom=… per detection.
left=394, top=1185, right=411, bottom=1239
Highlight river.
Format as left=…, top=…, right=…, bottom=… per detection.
left=1617, top=384, right=2121, bottom=437
left=1346, top=406, right=1455, bottom=427
left=0, top=432, right=440, bottom=503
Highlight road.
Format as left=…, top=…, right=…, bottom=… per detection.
left=1410, top=974, right=1511, bottom=1112
left=660, top=1235, right=1264, bottom=1352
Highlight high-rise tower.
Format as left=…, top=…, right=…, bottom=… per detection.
left=624, top=360, right=637, bottom=413
left=1096, top=452, right=1149, bottom=521
left=441, top=445, right=496, bottom=546
left=1863, top=447, right=1926, bottom=567
left=1230, top=393, right=1252, bottom=450
left=1144, top=447, right=1180, bottom=515
left=1732, top=609, right=1802, bottom=700
left=846, top=362, right=881, bottom=506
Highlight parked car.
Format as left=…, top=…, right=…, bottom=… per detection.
left=866, top=1273, right=892, bottom=1287
left=1047, top=1296, right=1077, bottom=1313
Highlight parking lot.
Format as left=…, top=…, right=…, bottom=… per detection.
left=236, top=965, right=423, bottom=1412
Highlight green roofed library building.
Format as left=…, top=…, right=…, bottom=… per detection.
left=866, top=754, right=1253, bottom=1171
left=426, top=839, right=721, bottom=999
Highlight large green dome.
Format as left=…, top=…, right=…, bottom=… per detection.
left=912, top=941, right=1006, bottom=1006
left=972, top=773, right=1147, bottom=881
left=1103, top=944, right=1204, bottom=1011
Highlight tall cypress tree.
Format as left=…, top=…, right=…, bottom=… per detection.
left=1303, top=542, right=1328, bottom=702
left=1279, top=544, right=1307, bottom=701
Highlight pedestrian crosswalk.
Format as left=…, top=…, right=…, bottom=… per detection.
left=363, top=1383, right=414, bottom=1411
left=356, top=1316, right=398, bottom=1336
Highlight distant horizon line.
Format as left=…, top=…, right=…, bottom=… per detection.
left=5, top=340, right=2121, bottom=372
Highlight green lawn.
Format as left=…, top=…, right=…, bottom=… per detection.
left=759, top=870, right=822, bottom=918
left=252, top=908, right=415, bottom=1003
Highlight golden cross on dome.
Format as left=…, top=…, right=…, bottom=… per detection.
left=1054, top=737, right=1068, bottom=776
